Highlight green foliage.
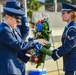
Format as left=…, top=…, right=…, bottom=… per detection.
left=36, top=43, right=52, bottom=68
left=32, top=18, right=52, bottom=68
left=27, top=0, right=42, bottom=21
left=27, top=10, right=32, bottom=21
left=71, top=0, right=76, bottom=4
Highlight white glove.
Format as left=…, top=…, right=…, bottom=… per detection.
left=34, top=39, right=48, bottom=45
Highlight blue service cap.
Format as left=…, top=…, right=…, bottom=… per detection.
left=61, top=2, right=76, bottom=13
left=5, top=0, right=22, bottom=9
left=3, top=0, right=25, bottom=17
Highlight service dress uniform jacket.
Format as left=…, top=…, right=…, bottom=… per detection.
left=0, top=22, right=34, bottom=75
left=51, top=21, right=76, bottom=71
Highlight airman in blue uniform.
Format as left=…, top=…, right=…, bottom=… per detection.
left=3, top=1, right=30, bottom=75
left=0, top=0, right=48, bottom=75
left=51, top=3, right=76, bottom=75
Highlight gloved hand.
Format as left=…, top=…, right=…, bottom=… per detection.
left=21, top=16, right=29, bottom=26
left=34, top=39, right=48, bottom=45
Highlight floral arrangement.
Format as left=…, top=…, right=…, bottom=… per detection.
left=29, top=18, right=52, bottom=68
left=33, top=18, right=51, bottom=41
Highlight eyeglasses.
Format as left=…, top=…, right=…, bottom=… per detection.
left=16, top=18, right=21, bottom=23
left=12, top=16, right=21, bottom=23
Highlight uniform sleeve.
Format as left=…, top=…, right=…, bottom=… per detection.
left=51, top=27, right=76, bottom=60
left=17, top=24, right=29, bottom=40
left=17, top=17, right=29, bottom=40
left=17, top=51, right=30, bottom=63
left=16, top=26, right=30, bottom=62
left=0, top=29, right=34, bottom=52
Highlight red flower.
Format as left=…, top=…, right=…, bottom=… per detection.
left=33, top=55, right=40, bottom=64
left=41, top=20, right=44, bottom=23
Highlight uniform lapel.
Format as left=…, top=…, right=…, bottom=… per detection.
left=61, top=21, right=74, bottom=43
left=13, top=29, right=21, bottom=41
left=15, top=27, right=22, bottom=37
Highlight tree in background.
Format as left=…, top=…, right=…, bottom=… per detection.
left=27, top=0, right=42, bottom=22
left=45, top=0, right=76, bottom=4
left=71, top=0, right=76, bottom=4
left=27, top=0, right=76, bottom=21
left=45, top=0, right=76, bottom=12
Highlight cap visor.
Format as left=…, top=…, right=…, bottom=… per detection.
left=4, top=7, right=25, bottom=16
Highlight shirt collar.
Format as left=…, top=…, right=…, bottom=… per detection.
left=66, top=21, right=72, bottom=28
left=3, top=21, right=13, bottom=31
